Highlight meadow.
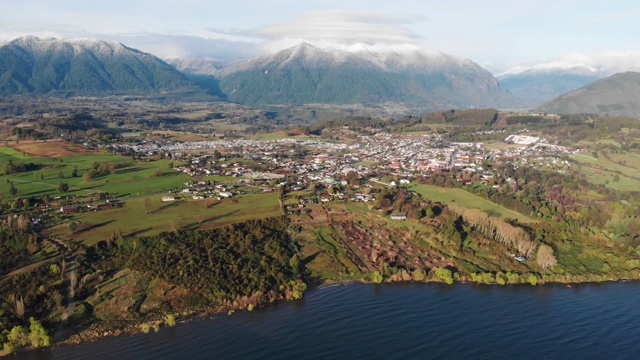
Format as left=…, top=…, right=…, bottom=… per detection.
left=410, top=184, right=535, bottom=223
left=569, top=153, right=640, bottom=191
left=52, top=191, right=282, bottom=246
left=0, top=146, right=191, bottom=199
left=0, top=140, right=290, bottom=247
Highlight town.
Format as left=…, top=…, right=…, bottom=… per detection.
left=98, top=131, right=584, bottom=207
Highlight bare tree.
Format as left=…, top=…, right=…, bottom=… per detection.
left=69, top=271, right=78, bottom=298
left=536, top=244, right=558, bottom=271
left=67, top=221, right=78, bottom=234
left=144, top=197, right=151, bottom=215
left=15, top=215, right=28, bottom=230
left=12, top=294, right=24, bottom=319
left=516, top=237, right=537, bottom=257
left=77, top=274, right=92, bottom=296
left=60, top=259, right=67, bottom=280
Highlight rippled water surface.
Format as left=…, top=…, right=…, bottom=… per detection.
left=12, top=282, right=640, bottom=360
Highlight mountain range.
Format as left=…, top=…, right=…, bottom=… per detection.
left=1, top=36, right=640, bottom=118
left=498, top=64, right=601, bottom=107
left=212, top=43, right=516, bottom=108
left=536, top=71, right=640, bottom=118
left=0, top=36, right=200, bottom=97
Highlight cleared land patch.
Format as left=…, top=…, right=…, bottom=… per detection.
left=411, top=184, right=535, bottom=223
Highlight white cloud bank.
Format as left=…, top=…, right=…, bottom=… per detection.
left=500, top=51, right=640, bottom=77
left=205, top=10, right=427, bottom=55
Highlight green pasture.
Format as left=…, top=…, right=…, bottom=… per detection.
left=410, top=184, right=535, bottom=223
left=0, top=148, right=191, bottom=198
left=570, top=153, right=640, bottom=191
left=246, top=132, right=296, bottom=141
left=577, top=139, right=622, bottom=148
left=401, top=124, right=456, bottom=134
left=57, top=191, right=282, bottom=246
left=607, top=152, right=640, bottom=171
left=354, top=160, right=378, bottom=167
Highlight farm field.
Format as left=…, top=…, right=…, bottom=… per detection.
left=0, top=146, right=191, bottom=198
left=52, top=191, right=282, bottom=246
left=7, top=139, right=92, bottom=157
left=410, top=184, right=535, bottom=223
left=569, top=152, right=640, bottom=191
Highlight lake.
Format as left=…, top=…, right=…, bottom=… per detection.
left=11, top=281, right=640, bottom=360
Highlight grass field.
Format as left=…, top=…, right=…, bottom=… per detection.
left=577, top=139, right=622, bottom=148
left=0, top=147, right=191, bottom=198
left=607, top=152, right=640, bottom=170
left=570, top=153, right=640, bottom=191
left=55, top=192, right=282, bottom=245
left=410, top=184, right=535, bottom=223
left=8, top=139, right=92, bottom=157
left=483, top=142, right=527, bottom=150
left=401, top=124, right=457, bottom=134
left=354, top=160, right=378, bottom=167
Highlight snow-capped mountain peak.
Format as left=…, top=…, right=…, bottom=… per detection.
left=216, top=42, right=514, bottom=107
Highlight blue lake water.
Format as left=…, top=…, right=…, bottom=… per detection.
left=11, top=281, right=640, bottom=360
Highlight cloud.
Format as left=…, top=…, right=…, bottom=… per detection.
left=93, top=33, right=261, bottom=61
left=499, top=50, right=640, bottom=76
left=212, top=10, right=425, bottom=52
left=0, top=30, right=65, bottom=44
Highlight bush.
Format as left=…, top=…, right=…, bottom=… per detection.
left=371, top=271, right=383, bottom=284
left=165, top=314, right=176, bottom=327
left=433, top=268, right=454, bottom=285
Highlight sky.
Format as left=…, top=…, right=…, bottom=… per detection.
left=1, top=0, right=639, bottom=74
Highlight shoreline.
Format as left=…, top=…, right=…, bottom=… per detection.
left=53, top=276, right=640, bottom=346
left=5, top=276, right=637, bottom=357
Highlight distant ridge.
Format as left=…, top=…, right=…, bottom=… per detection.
left=499, top=65, right=600, bottom=108
left=536, top=72, right=640, bottom=118
left=0, top=36, right=203, bottom=97
left=215, top=43, right=516, bottom=108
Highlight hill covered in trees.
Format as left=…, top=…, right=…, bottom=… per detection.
left=536, top=72, right=640, bottom=118
left=217, top=43, right=515, bottom=108
left=0, top=218, right=305, bottom=354
left=0, top=37, right=206, bottom=97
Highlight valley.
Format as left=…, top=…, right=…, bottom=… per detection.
left=0, top=96, right=639, bottom=354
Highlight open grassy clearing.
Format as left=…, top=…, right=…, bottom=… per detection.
left=143, top=130, right=212, bottom=142
left=52, top=192, right=282, bottom=246
left=570, top=153, right=640, bottom=178
left=577, top=139, right=622, bottom=148
left=283, top=189, right=315, bottom=206
left=578, top=166, right=640, bottom=191
left=246, top=131, right=320, bottom=141
left=401, top=124, right=457, bottom=134
left=607, top=152, right=640, bottom=170
left=411, top=184, right=535, bottom=223
left=7, top=139, right=93, bottom=157
left=0, top=147, right=191, bottom=198
left=570, top=152, right=640, bottom=190
left=354, top=160, right=378, bottom=167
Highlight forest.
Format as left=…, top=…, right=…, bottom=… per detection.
left=0, top=217, right=305, bottom=354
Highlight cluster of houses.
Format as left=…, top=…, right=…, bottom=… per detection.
left=175, top=180, right=237, bottom=200
left=127, top=131, right=585, bottom=206
left=59, top=202, right=114, bottom=214
left=55, top=128, right=587, bottom=221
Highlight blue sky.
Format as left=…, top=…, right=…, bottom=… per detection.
left=2, top=0, right=639, bottom=73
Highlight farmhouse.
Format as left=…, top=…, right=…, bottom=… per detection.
left=87, top=203, right=113, bottom=211
left=60, top=205, right=79, bottom=214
